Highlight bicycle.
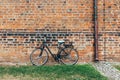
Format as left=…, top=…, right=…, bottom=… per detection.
left=30, top=37, right=79, bottom=66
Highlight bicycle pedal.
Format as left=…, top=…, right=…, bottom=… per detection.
left=55, top=58, right=60, bottom=62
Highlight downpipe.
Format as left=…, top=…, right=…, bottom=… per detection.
left=94, top=0, right=99, bottom=62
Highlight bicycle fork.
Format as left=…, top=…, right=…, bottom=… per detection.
left=39, top=45, right=45, bottom=57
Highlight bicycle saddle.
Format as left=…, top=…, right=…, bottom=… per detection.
left=58, top=40, right=65, bottom=44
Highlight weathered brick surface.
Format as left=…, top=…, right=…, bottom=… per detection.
left=98, top=0, right=120, bottom=61
left=0, top=0, right=120, bottom=65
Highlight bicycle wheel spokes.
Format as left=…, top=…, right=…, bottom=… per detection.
left=30, top=49, right=48, bottom=66
left=60, top=48, right=79, bottom=65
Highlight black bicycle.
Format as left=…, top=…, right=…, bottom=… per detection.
left=30, top=38, right=79, bottom=66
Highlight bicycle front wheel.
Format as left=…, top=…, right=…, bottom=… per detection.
left=60, top=48, right=79, bottom=65
left=30, top=48, right=48, bottom=66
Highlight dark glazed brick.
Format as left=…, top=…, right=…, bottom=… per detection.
left=30, top=39, right=36, bottom=41
left=52, top=34, right=58, bottom=36
left=118, top=33, right=120, bottom=36
left=30, top=34, right=36, bottom=36
left=7, top=39, right=14, bottom=41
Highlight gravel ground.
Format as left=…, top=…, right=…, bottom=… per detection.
left=92, top=61, right=120, bottom=80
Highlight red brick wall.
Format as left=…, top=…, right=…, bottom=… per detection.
left=0, top=0, right=120, bottom=65
left=98, top=0, right=120, bottom=62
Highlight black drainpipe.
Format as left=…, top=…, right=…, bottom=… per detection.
left=94, top=0, right=99, bottom=61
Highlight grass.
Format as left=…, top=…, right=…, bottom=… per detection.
left=0, top=64, right=107, bottom=80
left=114, top=65, right=120, bottom=71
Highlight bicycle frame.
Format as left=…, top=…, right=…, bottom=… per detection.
left=39, top=42, right=63, bottom=60
left=37, top=39, right=75, bottom=62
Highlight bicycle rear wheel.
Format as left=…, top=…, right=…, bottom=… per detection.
left=60, top=48, right=79, bottom=65
left=30, top=48, right=48, bottom=66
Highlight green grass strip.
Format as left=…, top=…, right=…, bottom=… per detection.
left=0, top=64, right=107, bottom=80
left=115, top=65, right=120, bottom=71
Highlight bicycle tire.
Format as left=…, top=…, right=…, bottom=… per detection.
left=30, top=48, right=48, bottom=66
left=60, top=48, right=79, bottom=65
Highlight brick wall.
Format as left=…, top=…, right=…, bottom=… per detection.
left=98, top=0, right=120, bottom=62
left=0, top=0, right=120, bottom=65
